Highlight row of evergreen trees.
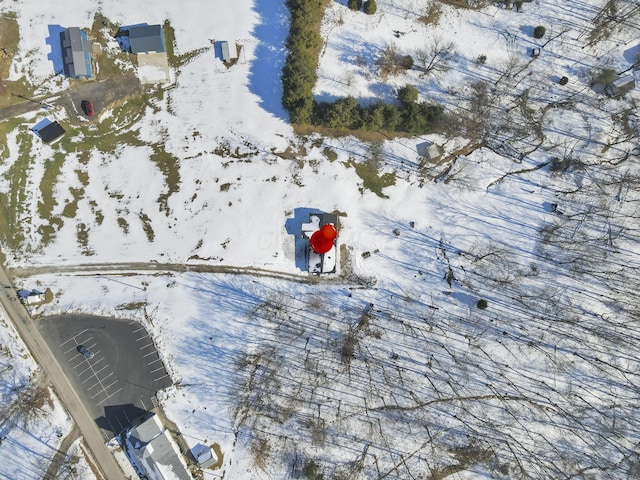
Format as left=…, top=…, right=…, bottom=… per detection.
left=281, top=0, right=442, bottom=134
left=281, top=0, right=326, bottom=124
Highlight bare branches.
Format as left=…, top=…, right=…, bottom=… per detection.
left=414, top=38, right=457, bottom=76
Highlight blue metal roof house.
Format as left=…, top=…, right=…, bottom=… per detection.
left=60, top=27, right=92, bottom=79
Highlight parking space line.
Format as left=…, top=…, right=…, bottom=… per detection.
left=154, top=373, right=170, bottom=382
left=103, top=379, right=119, bottom=391
left=59, top=329, right=88, bottom=347
left=139, top=343, right=154, bottom=350
left=80, top=365, right=109, bottom=379
left=143, top=350, right=158, bottom=358
left=132, top=326, right=145, bottom=333
left=96, top=387, right=123, bottom=406
left=147, top=358, right=161, bottom=366
left=150, top=366, right=165, bottom=374
left=88, top=381, right=103, bottom=393
left=135, top=336, right=148, bottom=342
left=71, top=356, right=86, bottom=366
left=77, top=360, right=105, bottom=375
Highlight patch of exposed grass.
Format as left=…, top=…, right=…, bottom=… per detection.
left=90, top=14, right=133, bottom=80
left=62, top=187, right=84, bottom=218
left=173, top=46, right=211, bottom=68
left=322, top=147, right=338, bottom=162
left=38, top=153, right=65, bottom=220
left=347, top=159, right=396, bottom=198
left=0, top=118, right=27, bottom=161
left=139, top=212, right=155, bottom=242
left=117, top=217, right=129, bottom=234
left=150, top=145, right=180, bottom=215
left=0, top=130, right=36, bottom=248
left=38, top=217, right=63, bottom=247
left=76, top=223, right=94, bottom=255
left=418, top=3, right=442, bottom=25
left=163, top=20, right=177, bottom=66
left=0, top=12, right=29, bottom=108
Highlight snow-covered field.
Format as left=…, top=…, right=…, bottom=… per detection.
left=1, top=0, right=640, bottom=478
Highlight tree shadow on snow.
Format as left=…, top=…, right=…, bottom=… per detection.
left=248, top=0, right=289, bottom=121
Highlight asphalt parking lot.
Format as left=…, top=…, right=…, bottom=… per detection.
left=37, top=314, right=172, bottom=440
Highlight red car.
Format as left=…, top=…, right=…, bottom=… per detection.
left=81, top=100, right=94, bottom=117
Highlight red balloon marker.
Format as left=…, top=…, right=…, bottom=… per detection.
left=310, top=224, right=337, bottom=254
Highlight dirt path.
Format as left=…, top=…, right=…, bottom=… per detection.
left=43, top=424, right=82, bottom=480
left=8, top=261, right=374, bottom=287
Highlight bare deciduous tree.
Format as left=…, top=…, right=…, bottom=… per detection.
left=415, top=37, right=457, bottom=75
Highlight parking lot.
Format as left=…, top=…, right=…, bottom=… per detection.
left=37, top=315, right=172, bottom=440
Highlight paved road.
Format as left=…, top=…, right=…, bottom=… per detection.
left=0, top=266, right=127, bottom=480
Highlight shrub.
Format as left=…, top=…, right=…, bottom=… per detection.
left=592, top=68, right=616, bottom=85
left=348, top=0, right=362, bottom=10
left=477, top=299, right=488, bottom=310
left=399, top=54, right=414, bottom=70
left=477, top=54, right=487, bottom=64
left=364, top=0, right=377, bottom=14
left=558, top=76, right=568, bottom=85
left=397, top=84, right=418, bottom=106
left=533, top=25, right=546, bottom=39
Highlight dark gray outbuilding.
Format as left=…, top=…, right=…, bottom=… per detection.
left=128, top=25, right=166, bottom=54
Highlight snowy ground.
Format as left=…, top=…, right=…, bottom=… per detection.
left=0, top=306, right=75, bottom=480
left=1, top=0, right=640, bottom=479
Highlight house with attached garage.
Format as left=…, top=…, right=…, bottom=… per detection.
left=125, top=413, right=192, bottom=480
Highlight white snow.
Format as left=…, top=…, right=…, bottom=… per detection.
left=1, top=0, right=640, bottom=478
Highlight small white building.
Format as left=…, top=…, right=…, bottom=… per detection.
left=219, top=41, right=238, bottom=62
left=193, top=444, right=219, bottom=469
left=18, top=289, right=46, bottom=305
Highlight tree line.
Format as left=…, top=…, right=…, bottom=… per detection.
left=282, top=0, right=443, bottom=134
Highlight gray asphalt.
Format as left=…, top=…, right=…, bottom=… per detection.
left=0, top=268, right=127, bottom=480
left=36, top=314, right=172, bottom=440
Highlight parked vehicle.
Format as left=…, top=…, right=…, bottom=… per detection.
left=81, top=100, right=94, bottom=117
left=77, top=344, right=94, bottom=359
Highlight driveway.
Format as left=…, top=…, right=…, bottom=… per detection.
left=0, top=74, right=141, bottom=122
left=36, top=314, right=172, bottom=440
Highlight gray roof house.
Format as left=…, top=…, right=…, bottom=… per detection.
left=606, top=75, right=636, bottom=97
left=128, top=25, right=166, bottom=54
left=127, top=414, right=192, bottom=480
left=60, top=27, right=92, bottom=78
